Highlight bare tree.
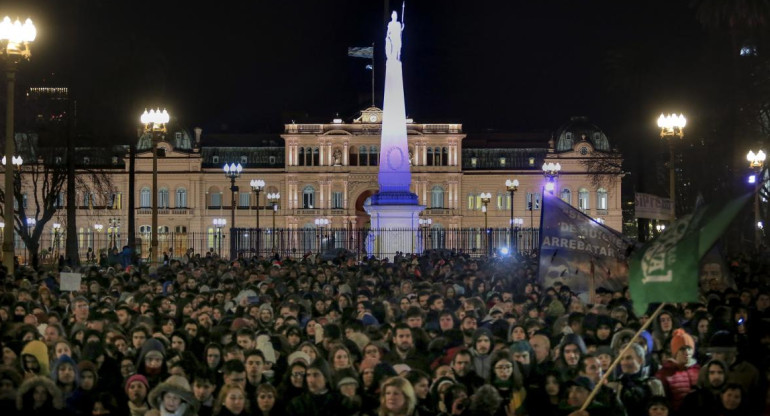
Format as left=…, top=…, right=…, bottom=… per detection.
left=580, top=149, right=625, bottom=191
left=0, top=140, right=116, bottom=269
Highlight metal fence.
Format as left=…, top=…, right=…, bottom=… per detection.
left=9, top=227, right=540, bottom=265
left=229, top=227, right=540, bottom=260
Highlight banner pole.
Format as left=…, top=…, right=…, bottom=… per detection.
left=579, top=302, right=666, bottom=411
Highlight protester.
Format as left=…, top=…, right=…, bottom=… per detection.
left=0, top=247, right=765, bottom=416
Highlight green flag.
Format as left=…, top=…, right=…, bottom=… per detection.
left=629, top=193, right=752, bottom=316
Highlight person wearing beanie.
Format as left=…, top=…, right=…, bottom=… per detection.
left=125, top=374, right=150, bottom=416
left=146, top=375, right=199, bottom=416
left=286, top=358, right=359, bottom=416
left=655, top=329, right=700, bottom=411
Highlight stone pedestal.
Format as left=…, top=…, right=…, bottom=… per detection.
left=364, top=203, right=424, bottom=258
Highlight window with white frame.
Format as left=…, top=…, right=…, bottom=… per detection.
left=140, top=187, right=151, bottom=208
left=175, top=188, right=187, bottom=208
left=597, top=188, right=608, bottom=210
left=431, top=186, right=445, bottom=208
left=239, top=192, right=251, bottom=207
left=561, top=188, right=572, bottom=204
left=578, top=188, right=590, bottom=211
left=526, top=192, right=541, bottom=210
left=332, top=192, right=344, bottom=209
left=158, top=188, right=169, bottom=208
left=302, top=186, right=315, bottom=209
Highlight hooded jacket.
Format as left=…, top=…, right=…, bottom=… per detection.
left=470, top=328, right=495, bottom=381
left=146, top=375, right=199, bottom=416
left=679, top=359, right=728, bottom=415
left=50, top=354, right=80, bottom=392
left=20, top=340, right=49, bottom=376
left=16, top=375, right=64, bottom=414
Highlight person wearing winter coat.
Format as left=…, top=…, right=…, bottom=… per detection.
left=654, top=329, right=699, bottom=411
left=286, top=358, right=359, bottom=416
left=679, top=359, right=728, bottom=415
left=15, top=375, right=67, bottom=416
left=145, top=375, right=200, bottom=416
left=19, top=340, right=48, bottom=378
left=469, top=328, right=494, bottom=381
left=125, top=374, right=151, bottom=416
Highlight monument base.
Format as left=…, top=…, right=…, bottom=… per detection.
left=364, top=201, right=425, bottom=259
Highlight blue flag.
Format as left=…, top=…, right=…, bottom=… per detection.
left=538, top=193, right=633, bottom=295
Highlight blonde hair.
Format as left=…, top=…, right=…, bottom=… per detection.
left=213, top=384, right=249, bottom=415
left=379, top=376, right=416, bottom=416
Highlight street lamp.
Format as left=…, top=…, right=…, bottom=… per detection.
left=52, top=222, right=61, bottom=262
left=505, top=179, right=519, bottom=251
left=542, top=162, right=562, bottom=194
left=93, top=224, right=103, bottom=262
left=315, top=218, right=330, bottom=254
left=141, top=108, right=170, bottom=265
left=1, top=16, right=36, bottom=274
left=223, top=163, right=243, bottom=235
left=480, top=192, right=492, bottom=255
left=658, top=113, right=686, bottom=218
left=267, top=192, right=280, bottom=250
left=250, top=179, right=264, bottom=254
left=511, top=217, right=523, bottom=253
left=213, top=218, right=226, bottom=258
left=748, top=149, right=766, bottom=250
left=419, top=218, right=432, bottom=252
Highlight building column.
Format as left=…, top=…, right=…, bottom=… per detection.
left=343, top=142, right=349, bottom=166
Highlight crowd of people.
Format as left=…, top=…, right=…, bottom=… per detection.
left=0, top=247, right=768, bottom=416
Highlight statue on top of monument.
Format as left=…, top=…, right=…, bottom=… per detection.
left=385, top=10, right=404, bottom=61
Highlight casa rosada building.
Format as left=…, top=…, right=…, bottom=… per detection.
left=16, top=108, right=623, bottom=258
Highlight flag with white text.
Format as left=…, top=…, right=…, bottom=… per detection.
left=538, top=193, right=633, bottom=295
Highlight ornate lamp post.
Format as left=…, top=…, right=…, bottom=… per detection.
left=250, top=179, right=264, bottom=254
left=748, top=149, right=766, bottom=249
left=657, top=113, right=686, bottom=218
left=1, top=16, right=36, bottom=273
left=505, top=179, right=519, bottom=251
left=52, top=222, right=61, bottom=262
left=213, top=218, right=226, bottom=258
left=223, top=163, right=242, bottom=233
left=93, top=223, right=103, bottom=262
left=480, top=192, right=492, bottom=255
left=140, top=108, right=169, bottom=265
left=314, top=218, right=330, bottom=254
left=419, top=217, right=432, bottom=252
left=542, top=162, right=562, bottom=194
left=267, top=192, right=280, bottom=250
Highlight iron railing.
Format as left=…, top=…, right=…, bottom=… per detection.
left=6, top=227, right=540, bottom=265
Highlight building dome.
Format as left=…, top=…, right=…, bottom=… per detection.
left=554, top=116, right=611, bottom=153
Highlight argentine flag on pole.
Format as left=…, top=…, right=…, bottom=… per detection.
left=629, top=193, right=752, bottom=316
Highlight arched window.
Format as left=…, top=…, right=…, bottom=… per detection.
left=431, top=186, right=445, bottom=208
left=175, top=188, right=187, bottom=208
left=140, top=187, right=151, bottom=208
left=359, top=146, right=369, bottom=166
left=303, top=186, right=315, bottom=209
left=298, top=147, right=306, bottom=166
left=597, top=188, right=608, bottom=211
left=312, top=147, right=320, bottom=166
left=370, top=146, right=379, bottom=165
left=426, top=147, right=434, bottom=166
left=239, top=192, right=251, bottom=207
left=349, top=147, right=358, bottom=166
left=442, top=147, right=449, bottom=166
left=210, top=190, right=222, bottom=208
left=158, top=188, right=169, bottom=208
left=561, top=188, right=572, bottom=204
left=578, top=188, right=590, bottom=211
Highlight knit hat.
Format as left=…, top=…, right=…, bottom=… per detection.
left=708, top=330, right=737, bottom=353
left=287, top=351, right=312, bottom=366
left=125, top=374, right=149, bottom=394
left=337, top=376, right=359, bottom=389
left=307, top=358, right=333, bottom=384
left=670, top=328, right=695, bottom=356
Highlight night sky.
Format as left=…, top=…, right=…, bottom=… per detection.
left=0, top=0, right=745, bottom=169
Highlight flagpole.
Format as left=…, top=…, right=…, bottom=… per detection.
left=371, top=42, right=375, bottom=107
left=579, top=302, right=666, bottom=411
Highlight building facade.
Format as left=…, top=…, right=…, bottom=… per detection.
left=16, top=108, right=623, bottom=260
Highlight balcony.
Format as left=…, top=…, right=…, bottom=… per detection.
left=423, top=208, right=456, bottom=216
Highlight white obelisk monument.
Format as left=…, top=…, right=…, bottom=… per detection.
left=365, top=10, right=424, bottom=258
